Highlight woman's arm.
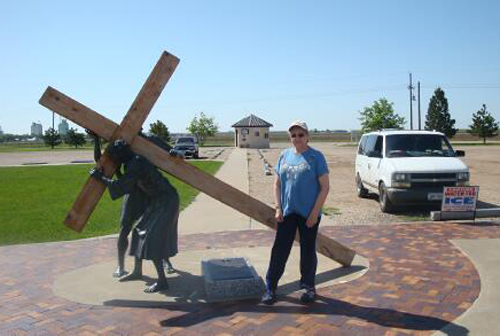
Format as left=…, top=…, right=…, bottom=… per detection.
left=306, top=173, right=330, bottom=227
left=274, top=175, right=284, bottom=222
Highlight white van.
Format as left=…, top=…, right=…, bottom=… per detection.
left=355, top=130, right=469, bottom=212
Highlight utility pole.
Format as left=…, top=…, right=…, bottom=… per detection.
left=52, top=111, right=55, bottom=131
left=408, top=73, right=414, bottom=130
left=417, top=81, right=421, bottom=130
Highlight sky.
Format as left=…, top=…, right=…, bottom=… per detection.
left=0, top=0, right=499, bottom=135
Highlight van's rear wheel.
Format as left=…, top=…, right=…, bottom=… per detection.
left=379, top=182, right=394, bottom=213
left=356, top=174, right=368, bottom=198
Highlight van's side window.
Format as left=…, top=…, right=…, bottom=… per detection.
left=365, top=135, right=377, bottom=154
left=358, top=136, right=368, bottom=155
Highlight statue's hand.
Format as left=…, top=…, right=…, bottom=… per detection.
left=169, top=149, right=184, bottom=158
left=90, top=167, right=104, bottom=180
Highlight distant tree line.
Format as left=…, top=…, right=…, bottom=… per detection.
left=358, top=87, right=498, bottom=143
left=42, top=127, right=86, bottom=149
left=0, top=133, right=34, bottom=143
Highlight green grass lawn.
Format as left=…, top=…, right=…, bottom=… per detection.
left=0, top=161, right=222, bottom=246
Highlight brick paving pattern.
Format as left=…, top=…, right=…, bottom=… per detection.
left=1, top=222, right=499, bottom=335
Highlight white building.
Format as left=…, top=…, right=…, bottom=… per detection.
left=58, top=119, right=69, bottom=135
left=31, top=122, right=43, bottom=136
left=0, top=125, right=3, bottom=135
left=232, top=114, right=273, bottom=149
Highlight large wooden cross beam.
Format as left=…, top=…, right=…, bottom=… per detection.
left=39, top=51, right=356, bottom=267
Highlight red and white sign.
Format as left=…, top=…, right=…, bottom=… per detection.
left=441, top=186, right=480, bottom=212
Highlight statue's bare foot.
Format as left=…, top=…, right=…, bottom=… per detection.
left=164, top=260, right=175, bottom=274
left=113, top=267, right=128, bottom=278
left=119, top=271, right=142, bottom=282
left=144, top=281, right=168, bottom=293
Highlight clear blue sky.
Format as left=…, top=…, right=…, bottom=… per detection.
left=1, top=0, right=499, bottom=134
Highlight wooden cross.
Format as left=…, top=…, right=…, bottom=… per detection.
left=39, top=51, right=356, bottom=267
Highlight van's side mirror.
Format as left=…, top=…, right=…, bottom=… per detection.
left=455, top=150, right=465, bottom=157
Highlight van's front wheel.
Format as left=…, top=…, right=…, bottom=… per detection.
left=379, top=182, right=394, bottom=213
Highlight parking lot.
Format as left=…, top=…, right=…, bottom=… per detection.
left=250, top=143, right=500, bottom=226
left=2, top=143, right=498, bottom=226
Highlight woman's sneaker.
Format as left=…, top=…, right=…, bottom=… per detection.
left=300, top=288, right=316, bottom=303
left=261, top=290, right=277, bottom=305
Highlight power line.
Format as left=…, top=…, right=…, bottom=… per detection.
left=421, top=84, right=500, bottom=89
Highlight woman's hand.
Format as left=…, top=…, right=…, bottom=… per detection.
left=275, top=208, right=284, bottom=223
left=306, top=213, right=318, bottom=228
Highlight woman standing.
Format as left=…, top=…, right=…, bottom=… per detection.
left=262, top=121, right=330, bottom=305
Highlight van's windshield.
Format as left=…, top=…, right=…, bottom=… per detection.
left=385, top=134, right=455, bottom=158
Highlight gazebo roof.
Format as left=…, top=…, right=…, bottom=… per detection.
left=232, top=114, right=273, bottom=128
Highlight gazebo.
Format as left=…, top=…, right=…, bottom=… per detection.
left=232, top=114, right=273, bottom=148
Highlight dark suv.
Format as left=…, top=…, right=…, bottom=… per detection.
left=174, top=137, right=199, bottom=159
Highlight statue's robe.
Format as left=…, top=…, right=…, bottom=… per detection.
left=119, top=186, right=149, bottom=229
left=108, top=156, right=179, bottom=260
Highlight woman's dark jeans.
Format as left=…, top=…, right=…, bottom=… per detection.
left=265, top=213, right=320, bottom=292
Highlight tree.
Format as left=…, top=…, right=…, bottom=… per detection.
left=42, top=127, right=62, bottom=149
left=186, top=112, right=218, bottom=146
left=425, top=87, right=457, bottom=138
left=359, top=98, right=405, bottom=133
left=149, top=120, right=171, bottom=143
left=468, top=104, right=499, bottom=144
left=64, top=128, right=86, bottom=148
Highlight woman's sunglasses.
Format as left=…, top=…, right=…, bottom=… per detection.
left=290, top=133, right=305, bottom=138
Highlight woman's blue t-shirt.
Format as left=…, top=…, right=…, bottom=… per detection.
left=274, top=147, right=329, bottom=219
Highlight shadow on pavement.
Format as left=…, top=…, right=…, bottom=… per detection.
left=105, top=294, right=468, bottom=335
left=104, top=264, right=367, bottom=305
left=102, top=264, right=467, bottom=334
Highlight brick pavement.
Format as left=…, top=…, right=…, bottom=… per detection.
left=1, top=222, right=498, bottom=335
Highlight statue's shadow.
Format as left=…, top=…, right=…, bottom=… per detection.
left=104, top=265, right=467, bottom=335
left=104, top=265, right=469, bottom=334
left=112, top=269, right=205, bottom=304
left=105, top=264, right=366, bottom=307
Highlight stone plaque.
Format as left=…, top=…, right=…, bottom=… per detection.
left=206, top=258, right=254, bottom=281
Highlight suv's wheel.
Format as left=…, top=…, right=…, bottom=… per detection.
left=378, top=182, right=394, bottom=213
left=356, top=174, right=368, bottom=198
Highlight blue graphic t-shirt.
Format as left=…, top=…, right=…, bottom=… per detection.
left=275, top=147, right=329, bottom=219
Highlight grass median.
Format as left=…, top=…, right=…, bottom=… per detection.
left=0, top=161, right=223, bottom=246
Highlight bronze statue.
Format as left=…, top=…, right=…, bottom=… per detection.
left=88, top=132, right=149, bottom=277
left=90, top=136, right=180, bottom=293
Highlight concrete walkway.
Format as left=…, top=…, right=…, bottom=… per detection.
left=178, top=148, right=263, bottom=234
left=435, top=238, right=500, bottom=336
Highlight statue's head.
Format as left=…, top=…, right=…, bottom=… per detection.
left=108, top=139, right=133, bottom=163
